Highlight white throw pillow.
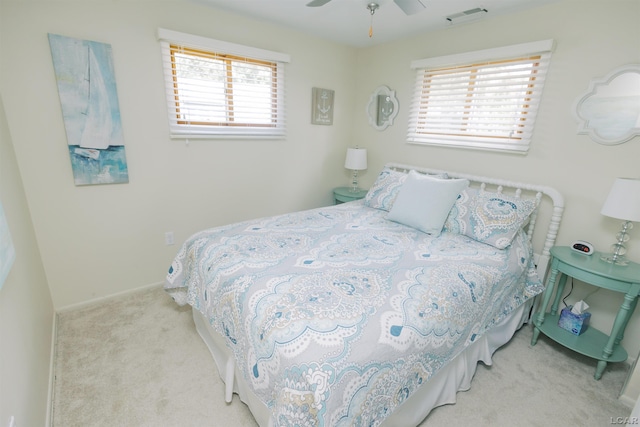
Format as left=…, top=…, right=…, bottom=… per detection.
left=387, top=170, right=469, bottom=236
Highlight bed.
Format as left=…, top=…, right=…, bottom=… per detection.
left=164, top=162, right=564, bottom=427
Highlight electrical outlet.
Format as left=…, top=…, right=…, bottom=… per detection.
left=165, top=231, right=175, bottom=246
left=8, top=416, right=15, bottom=427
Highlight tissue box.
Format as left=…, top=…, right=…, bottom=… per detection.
left=558, top=306, right=591, bottom=335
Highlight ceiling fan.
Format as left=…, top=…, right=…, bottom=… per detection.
left=306, top=0, right=427, bottom=16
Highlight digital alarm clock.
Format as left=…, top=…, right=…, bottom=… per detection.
left=571, top=240, right=594, bottom=255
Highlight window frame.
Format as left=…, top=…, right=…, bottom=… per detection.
left=407, top=40, right=554, bottom=154
left=158, top=28, right=290, bottom=139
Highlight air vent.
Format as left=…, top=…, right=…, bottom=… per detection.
left=446, top=7, right=488, bottom=24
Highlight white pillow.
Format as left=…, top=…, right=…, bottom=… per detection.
left=387, top=170, right=469, bottom=236
left=364, top=167, right=449, bottom=212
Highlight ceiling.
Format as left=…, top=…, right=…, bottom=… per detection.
left=192, top=0, right=561, bottom=48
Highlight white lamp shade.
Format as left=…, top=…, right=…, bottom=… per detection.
left=344, top=148, right=367, bottom=170
left=601, top=178, right=640, bottom=222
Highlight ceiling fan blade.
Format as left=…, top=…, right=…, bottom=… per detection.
left=306, top=0, right=333, bottom=7
left=393, top=0, right=427, bottom=15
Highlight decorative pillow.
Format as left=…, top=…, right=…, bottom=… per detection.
left=445, top=187, right=539, bottom=249
left=363, top=167, right=408, bottom=211
left=443, top=188, right=477, bottom=234
left=364, top=167, right=449, bottom=212
left=387, top=170, right=469, bottom=236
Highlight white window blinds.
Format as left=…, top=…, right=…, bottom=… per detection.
left=407, top=40, right=554, bottom=153
left=158, top=29, right=290, bottom=139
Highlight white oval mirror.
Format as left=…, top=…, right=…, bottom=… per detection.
left=573, top=64, right=640, bottom=145
left=366, top=85, right=399, bottom=131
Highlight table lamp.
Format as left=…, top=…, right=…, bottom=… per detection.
left=600, top=177, right=640, bottom=265
left=344, top=148, right=367, bottom=192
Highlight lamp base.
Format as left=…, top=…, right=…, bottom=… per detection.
left=600, top=253, right=629, bottom=266
left=349, top=170, right=361, bottom=193
left=601, top=221, right=633, bottom=266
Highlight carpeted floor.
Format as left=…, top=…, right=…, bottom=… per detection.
left=52, top=285, right=633, bottom=426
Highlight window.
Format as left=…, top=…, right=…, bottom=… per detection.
left=158, top=29, right=290, bottom=138
left=407, top=40, right=554, bottom=153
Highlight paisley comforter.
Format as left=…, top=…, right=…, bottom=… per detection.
left=165, top=200, right=543, bottom=426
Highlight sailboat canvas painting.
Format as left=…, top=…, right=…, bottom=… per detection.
left=48, top=34, right=129, bottom=185
left=0, top=201, right=15, bottom=290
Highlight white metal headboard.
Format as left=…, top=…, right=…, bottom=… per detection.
left=386, top=163, right=565, bottom=277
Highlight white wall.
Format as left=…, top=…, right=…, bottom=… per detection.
left=0, top=94, right=54, bottom=426
left=2, top=0, right=640, bottom=423
left=352, top=0, right=640, bottom=400
left=0, top=0, right=358, bottom=309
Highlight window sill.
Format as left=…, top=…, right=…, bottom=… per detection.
left=407, top=139, right=529, bottom=155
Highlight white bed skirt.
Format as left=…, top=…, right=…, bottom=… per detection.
left=192, top=300, right=532, bottom=427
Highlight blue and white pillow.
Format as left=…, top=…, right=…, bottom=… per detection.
left=445, top=187, right=538, bottom=249
left=364, top=167, right=408, bottom=211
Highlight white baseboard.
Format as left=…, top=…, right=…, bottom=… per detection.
left=620, top=394, right=637, bottom=409
left=620, top=354, right=640, bottom=408
left=45, top=312, right=58, bottom=427
left=56, top=281, right=164, bottom=313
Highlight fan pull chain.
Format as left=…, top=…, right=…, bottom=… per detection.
left=367, top=3, right=379, bottom=38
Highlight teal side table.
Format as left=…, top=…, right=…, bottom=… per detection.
left=333, top=187, right=367, bottom=204
left=531, top=246, right=640, bottom=380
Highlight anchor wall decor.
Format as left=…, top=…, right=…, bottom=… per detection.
left=311, top=87, right=335, bottom=125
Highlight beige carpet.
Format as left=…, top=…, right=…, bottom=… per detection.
left=52, top=286, right=632, bottom=426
